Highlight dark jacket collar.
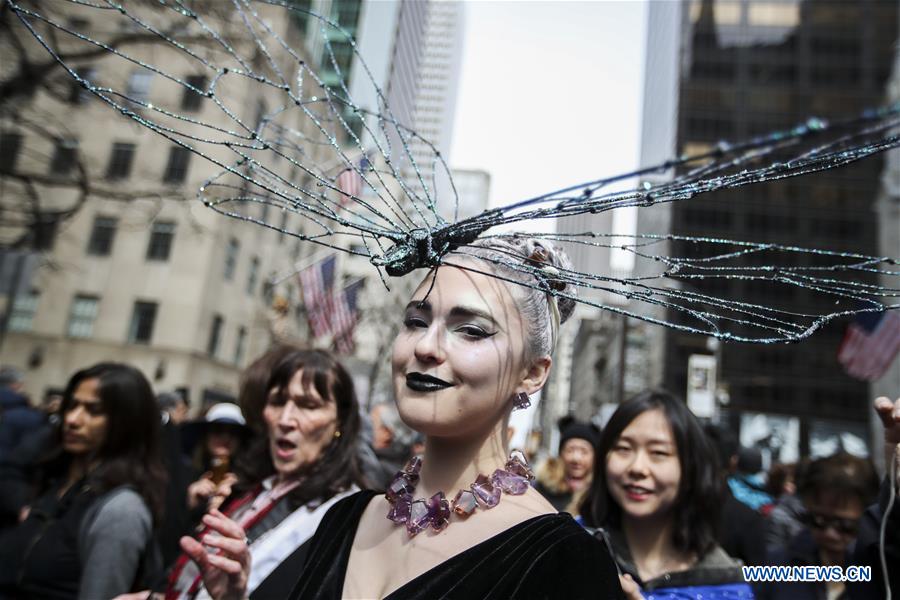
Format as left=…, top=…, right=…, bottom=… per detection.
left=597, top=526, right=746, bottom=591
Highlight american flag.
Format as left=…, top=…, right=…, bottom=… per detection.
left=332, top=279, right=364, bottom=354
left=297, top=254, right=336, bottom=338
left=837, top=310, right=900, bottom=381
left=336, top=156, right=369, bottom=205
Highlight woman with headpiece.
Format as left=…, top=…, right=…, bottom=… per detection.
left=178, top=237, right=625, bottom=599
left=0, top=363, right=166, bottom=599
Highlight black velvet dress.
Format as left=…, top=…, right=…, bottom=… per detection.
left=288, top=490, right=625, bottom=600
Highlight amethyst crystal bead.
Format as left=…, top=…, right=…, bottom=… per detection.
left=451, top=489, right=478, bottom=517
left=404, top=455, right=423, bottom=476
left=505, top=450, right=534, bottom=482
left=387, top=493, right=412, bottom=523
left=471, top=474, right=501, bottom=508
left=429, top=492, right=451, bottom=531
left=386, top=472, right=416, bottom=504
left=491, top=468, right=529, bottom=495
left=406, top=499, right=432, bottom=537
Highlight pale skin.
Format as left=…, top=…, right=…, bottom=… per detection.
left=342, top=263, right=557, bottom=599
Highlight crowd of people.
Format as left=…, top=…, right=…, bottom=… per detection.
left=0, top=236, right=897, bottom=600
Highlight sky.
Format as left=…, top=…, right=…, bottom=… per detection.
left=450, top=1, right=650, bottom=220
left=448, top=1, right=650, bottom=445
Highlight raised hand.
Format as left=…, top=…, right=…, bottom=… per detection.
left=179, top=509, right=250, bottom=600
left=873, top=396, right=900, bottom=489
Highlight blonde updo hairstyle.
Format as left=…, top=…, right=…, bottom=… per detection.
left=451, top=237, right=576, bottom=361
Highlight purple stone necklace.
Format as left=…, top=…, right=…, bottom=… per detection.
left=385, top=450, right=535, bottom=537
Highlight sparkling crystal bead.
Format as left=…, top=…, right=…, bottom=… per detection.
left=403, top=455, right=423, bottom=476
left=505, top=450, right=535, bottom=482
left=387, top=493, right=412, bottom=523
left=471, top=474, right=501, bottom=508
left=451, top=489, right=478, bottom=517
left=386, top=472, right=416, bottom=504
left=429, top=492, right=451, bottom=531
left=406, top=499, right=432, bottom=537
left=491, top=468, right=529, bottom=495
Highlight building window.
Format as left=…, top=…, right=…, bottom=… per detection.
left=146, top=221, right=176, bottom=261
left=162, top=146, right=191, bottom=184
left=234, top=326, right=247, bottom=365
left=0, top=132, right=23, bottom=174
left=207, top=314, right=223, bottom=357
left=126, top=69, right=153, bottom=104
left=49, top=139, right=78, bottom=176
left=748, top=2, right=799, bottom=27
left=246, top=256, right=259, bottom=295
left=128, top=301, right=158, bottom=344
left=68, top=295, right=99, bottom=338
left=87, top=215, right=117, bottom=256
left=105, top=142, right=136, bottom=180
left=8, top=290, right=39, bottom=332
left=224, top=238, right=239, bottom=280
left=33, top=215, right=58, bottom=251
left=68, top=66, right=96, bottom=104
left=181, top=74, right=207, bottom=111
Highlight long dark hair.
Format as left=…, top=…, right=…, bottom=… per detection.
left=57, top=363, right=167, bottom=521
left=580, top=389, right=720, bottom=559
left=234, top=349, right=364, bottom=508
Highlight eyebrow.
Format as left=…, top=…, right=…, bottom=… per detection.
left=71, top=396, right=101, bottom=404
left=618, top=434, right=675, bottom=447
left=405, top=301, right=499, bottom=325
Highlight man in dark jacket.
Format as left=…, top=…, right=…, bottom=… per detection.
left=0, top=366, right=46, bottom=528
left=0, top=366, right=43, bottom=459
left=705, top=423, right=769, bottom=566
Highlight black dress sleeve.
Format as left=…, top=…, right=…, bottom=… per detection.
left=512, top=520, right=626, bottom=600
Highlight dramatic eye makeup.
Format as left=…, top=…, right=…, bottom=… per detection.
left=403, top=301, right=499, bottom=339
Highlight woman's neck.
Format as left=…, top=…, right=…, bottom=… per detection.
left=416, top=419, right=510, bottom=498
left=622, top=514, right=691, bottom=580
left=62, top=454, right=96, bottom=494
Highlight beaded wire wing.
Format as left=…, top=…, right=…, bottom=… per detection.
left=6, top=0, right=900, bottom=343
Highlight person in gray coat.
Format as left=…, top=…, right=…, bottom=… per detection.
left=0, top=363, right=166, bottom=599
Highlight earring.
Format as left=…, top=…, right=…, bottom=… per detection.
left=334, top=430, right=342, bottom=438
left=513, top=392, right=531, bottom=410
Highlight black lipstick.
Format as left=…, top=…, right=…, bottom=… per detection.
left=405, top=372, right=454, bottom=392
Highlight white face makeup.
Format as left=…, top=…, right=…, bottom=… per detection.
left=391, top=264, right=538, bottom=439
left=605, top=409, right=681, bottom=522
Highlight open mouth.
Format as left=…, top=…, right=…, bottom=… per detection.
left=405, top=372, right=455, bottom=393
left=275, top=438, right=298, bottom=453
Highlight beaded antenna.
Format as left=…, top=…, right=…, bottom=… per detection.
left=5, top=0, right=899, bottom=343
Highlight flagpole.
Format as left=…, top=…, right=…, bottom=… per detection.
left=268, top=248, right=335, bottom=285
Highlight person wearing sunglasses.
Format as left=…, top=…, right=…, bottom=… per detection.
left=759, top=451, right=878, bottom=600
